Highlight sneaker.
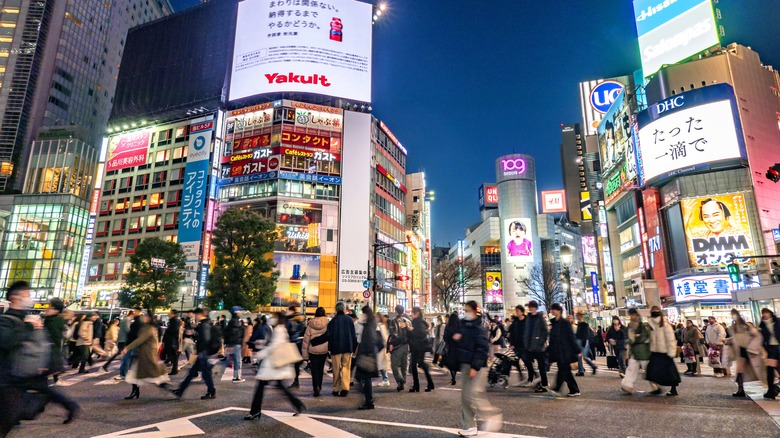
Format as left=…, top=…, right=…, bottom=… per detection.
left=592, top=367, right=598, bottom=375
left=457, top=427, right=478, bottom=437
left=534, top=386, right=548, bottom=393
left=618, top=373, right=625, bottom=378
left=567, top=392, right=581, bottom=397
left=575, top=372, right=585, bottom=376
left=620, top=385, right=634, bottom=394
left=480, top=413, right=503, bottom=432
left=232, top=378, right=245, bottom=383
left=114, top=376, right=124, bottom=381
left=381, top=380, right=390, bottom=387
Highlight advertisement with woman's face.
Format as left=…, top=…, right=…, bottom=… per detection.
left=504, top=218, right=533, bottom=263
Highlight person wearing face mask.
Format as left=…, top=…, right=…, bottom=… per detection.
left=408, top=307, right=434, bottom=392
left=645, top=306, right=681, bottom=397
left=523, top=300, right=549, bottom=392
left=704, top=316, right=727, bottom=377
left=606, top=316, right=627, bottom=377
left=727, top=309, right=764, bottom=398
left=244, top=312, right=306, bottom=420
left=759, top=308, right=780, bottom=399
left=453, top=301, right=502, bottom=436
left=172, top=308, right=217, bottom=400
left=621, top=308, right=652, bottom=394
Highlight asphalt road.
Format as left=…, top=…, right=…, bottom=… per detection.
left=9, top=354, right=780, bottom=438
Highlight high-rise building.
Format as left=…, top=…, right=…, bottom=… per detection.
left=0, top=0, right=172, bottom=192
left=405, top=172, right=433, bottom=309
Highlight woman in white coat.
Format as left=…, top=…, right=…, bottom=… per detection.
left=244, top=312, right=305, bottom=421
left=376, top=314, right=391, bottom=387
left=645, top=305, right=681, bottom=397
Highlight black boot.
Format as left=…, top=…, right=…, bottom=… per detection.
left=125, top=384, right=140, bottom=400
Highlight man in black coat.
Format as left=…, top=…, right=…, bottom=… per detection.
left=575, top=312, right=598, bottom=376
left=523, top=300, right=549, bottom=392
left=547, top=303, right=581, bottom=397
left=507, top=305, right=529, bottom=385
left=408, top=307, right=434, bottom=392
left=162, top=310, right=182, bottom=376
left=325, top=302, right=357, bottom=397
left=174, top=308, right=217, bottom=400
left=759, top=308, right=780, bottom=399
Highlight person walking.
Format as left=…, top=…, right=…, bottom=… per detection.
left=507, top=306, right=528, bottom=385
left=325, top=301, right=357, bottom=397
left=728, top=308, right=764, bottom=398
left=523, top=301, right=549, bottom=393
left=759, top=308, right=780, bottom=399
left=442, top=310, right=461, bottom=385
left=285, top=306, right=305, bottom=388
left=387, top=304, right=412, bottom=392
left=621, top=308, right=652, bottom=394
left=433, top=315, right=446, bottom=366
left=606, top=316, right=628, bottom=377
left=355, top=306, right=384, bottom=410
left=408, top=306, right=434, bottom=392
left=104, top=310, right=135, bottom=372
left=75, top=313, right=94, bottom=373
left=225, top=307, right=245, bottom=383
left=302, top=307, right=329, bottom=397
left=114, top=308, right=143, bottom=380
left=173, top=308, right=217, bottom=400
left=682, top=319, right=703, bottom=376
left=376, top=313, right=392, bottom=386
left=90, top=312, right=108, bottom=360
left=594, top=327, right=607, bottom=356
left=575, top=312, right=597, bottom=376
left=489, top=318, right=506, bottom=358
left=646, top=306, right=680, bottom=397
left=705, top=316, right=727, bottom=377
left=162, top=310, right=182, bottom=376
left=104, top=319, right=119, bottom=357
left=546, top=303, right=581, bottom=397
left=242, top=317, right=253, bottom=364
left=181, top=311, right=197, bottom=364
left=121, top=313, right=171, bottom=399
left=453, top=301, right=502, bottom=436
left=244, top=312, right=305, bottom=421
left=43, top=298, right=67, bottom=385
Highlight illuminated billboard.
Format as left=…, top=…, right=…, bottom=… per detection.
left=106, top=130, right=151, bottom=171
left=478, top=184, right=498, bottom=209
left=504, top=218, right=534, bottom=263
left=597, top=90, right=638, bottom=180
left=179, top=121, right=214, bottom=261
left=681, top=193, right=756, bottom=268
left=582, top=236, right=598, bottom=265
left=579, top=77, right=631, bottom=136
left=230, top=0, right=373, bottom=102
left=580, top=191, right=592, bottom=221
left=541, top=190, right=567, bottom=214
left=636, top=84, right=745, bottom=184
left=634, top=0, right=720, bottom=77
left=485, top=272, right=503, bottom=304
left=673, top=274, right=757, bottom=303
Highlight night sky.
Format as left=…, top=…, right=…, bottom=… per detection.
left=169, top=0, right=780, bottom=247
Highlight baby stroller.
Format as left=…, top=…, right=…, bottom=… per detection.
left=488, top=348, right=520, bottom=388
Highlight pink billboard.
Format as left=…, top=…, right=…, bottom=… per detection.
left=106, top=130, right=151, bottom=171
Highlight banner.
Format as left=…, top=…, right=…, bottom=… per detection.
left=681, top=193, right=756, bottom=268
left=179, top=121, right=213, bottom=261
left=106, top=130, right=151, bottom=171
left=485, top=272, right=503, bottom=304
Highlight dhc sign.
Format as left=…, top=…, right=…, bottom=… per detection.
left=590, top=81, right=625, bottom=114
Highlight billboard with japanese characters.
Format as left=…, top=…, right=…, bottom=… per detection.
left=230, top=0, right=373, bottom=102
left=106, top=130, right=152, bottom=171
left=681, top=193, right=756, bottom=268
left=672, top=274, right=757, bottom=303
left=636, top=84, right=746, bottom=184
left=634, top=0, right=720, bottom=78
left=179, top=121, right=214, bottom=261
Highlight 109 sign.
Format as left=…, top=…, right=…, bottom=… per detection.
left=501, top=158, right=526, bottom=175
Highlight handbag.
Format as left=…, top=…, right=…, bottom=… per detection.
left=356, top=354, right=378, bottom=373
left=271, top=342, right=303, bottom=368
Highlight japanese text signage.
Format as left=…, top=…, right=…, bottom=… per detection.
left=636, top=84, right=746, bottom=184
left=281, top=131, right=332, bottom=149
left=673, top=274, right=757, bottom=302
left=230, top=0, right=373, bottom=102
left=106, top=130, right=152, bottom=171
left=634, top=0, right=720, bottom=78
left=179, top=121, right=214, bottom=261
left=681, top=193, right=756, bottom=268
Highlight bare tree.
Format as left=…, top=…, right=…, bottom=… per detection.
left=432, top=258, right=483, bottom=313
left=522, top=263, right=565, bottom=312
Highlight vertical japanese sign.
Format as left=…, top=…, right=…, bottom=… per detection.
left=179, top=121, right=214, bottom=261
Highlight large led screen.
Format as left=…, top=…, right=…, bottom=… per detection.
left=504, top=218, right=534, bottom=263
left=634, top=0, right=720, bottom=77
left=636, top=84, right=745, bottom=184
left=230, top=0, right=373, bottom=102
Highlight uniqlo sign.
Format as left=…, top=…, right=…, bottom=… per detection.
left=541, top=190, right=567, bottom=214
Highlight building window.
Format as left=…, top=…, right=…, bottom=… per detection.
left=118, top=176, right=132, bottom=193
left=99, top=199, right=113, bottom=215
left=131, top=195, right=146, bottom=211
left=146, top=214, right=161, bottom=231
left=126, top=239, right=139, bottom=255
left=167, top=189, right=181, bottom=207
left=108, top=240, right=123, bottom=257
left=135, top=173, right=149, bottom=191
left=152, top=170, right=167, bottom=188
left=115, top=197, right=129, bottom=214
left=149, top=192, right=164, bottom=209
left=93, top=242, right=106, bottom=258
left=111, top=218, right=125, bottom=235
left=128, top=216, right=142, bottom=233
left=164, top=212, right=178, bottom=229
left=169, top=167, right=184, bottom=185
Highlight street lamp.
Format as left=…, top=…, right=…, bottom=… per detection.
left=301, top=273, right=308, bottom=317
left=560, top=245, right=573, bottom=315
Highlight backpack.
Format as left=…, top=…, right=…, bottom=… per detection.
left=207, top=322, right=223, bottom=355
left=391, top=317, right=411, bottom=345
left=0, top=315, right=51, bottom=378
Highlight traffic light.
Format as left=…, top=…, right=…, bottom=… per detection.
left=727, top=263, right=740, bottom=283
left=767, top=163, right=780, bottom=183
left=394, top=275, right=409, bottom=282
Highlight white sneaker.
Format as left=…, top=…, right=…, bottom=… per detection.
left=480, top=413, right=503, bottom=432
left=567, top=392, right=581, bottom=397
left=458, top=427, right=478, bottom=436
left=381, top=380, right=390, bottom=387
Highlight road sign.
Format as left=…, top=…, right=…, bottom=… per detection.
left=773, top=228, right=780, bottom=242
left=363, top=290, right=371, bottom=299
left=363, top=280, right=371, bottom=289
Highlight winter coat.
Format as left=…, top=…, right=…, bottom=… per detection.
left=507, top=317, right=526, bottom=352
left=433, top=323, right=445, bottom=354
left=249, top=322, right=272, bottom=350
left=455, top=317, right=490, bottom=371
left=575, top=321, right=591, bottom=344
left=301, top=316, right=329, bottom=359
left=76, top=320, right=94, bottom=346
left=242, top=323, right=252, bottom=358
left=442, top=316, right=461, bottom=371
left=490, top=323, right=506, bottom=347
left=286, top=313, right=305, bottom=345
left=606, top=325, right=627, bottom=351
left=194, top=318, right=212, bottom=354
left=759, top=316, right=780, bottom=351
left=627, top=321, right=651, bottom=361
left=523, top=313, right=548, bottom=353
left=705, top=322, right=726, bottom=346
left=355, top=318, right=384, bottom=379
left=124, top=324, right=166, bottom=380
left=117, top=315, right=133, bottom=343
left=0, top=309, right=37, bottom=384
left=728, top=322, right=765, bottom=384
left=682, top=325, right=702, bottom=352
left=377, top=322, right=391, bottom=371
left=92, top=318, right=104, bottom=341
left=409, top=316, right=430, bottom=353
left=224, top=316, right=243, bottom=346
left=162, top=317, right=181, bottom=349
left=548, top=317, right=580, bottom=365
left=43, top=314, right=66, bottom=373
left=647, top=317, right=677, bottom=357
left=255, top=325, right=295, bottom=381
left=105, top=324, right=119, bottom=342
left=325, top=312, right=357, bottom=355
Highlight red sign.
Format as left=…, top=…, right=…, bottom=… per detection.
left=281, top=131, right=331, bottom=149
left=485, top=186, right=498, bottom=205
left=106, top=130, right=151, bottom=171
left=90, top=189, right=100, bottom=215
left=189, top=121, right=213, bottom=133
left=222, top=148, right=274, bottom=164
left=642, top=188, right=670, bottom=298
left=363, top=290, right=371, bottom=299
left=281, top=147, right=340, bottom=162
left=229, top=158, right=268, bottom=178
left=233, top=134, right=271, bottom=152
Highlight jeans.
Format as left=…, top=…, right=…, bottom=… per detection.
left=309, top=354, right=327, bottom=391
left=178, top=352, right=216, bottom=395
left=119, top=349, right=136, bottom=377
left=552, top=359, right=580, bottom=394
left=182, top=338, right=196, bottom=361
left=614, top=347, right=627, bottom=373
left=410, top=350, right=433, bottom=389
left=380, top=370, right=389, bottom=381
left=331, top=353, right=352, bottom=393
left=250, top=380, right=303, bottom=416
left=460, top=363, right=500, bottom=430
left=527, top=351, right=548, bottom=387
left=390, top=344, right=409, bottom=386
left=230, top=344, right=242, bottom=379
left=621, top=358, right=656, bottom=391
left=576, top=340, right=597, bottom=373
